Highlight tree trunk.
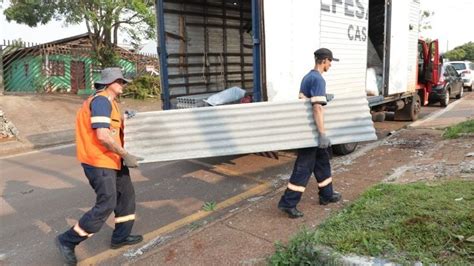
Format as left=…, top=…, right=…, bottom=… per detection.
left=0, top=46, right=4, bottom=95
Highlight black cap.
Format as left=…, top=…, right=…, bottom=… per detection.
left=314, top=48, right=339, bottom=62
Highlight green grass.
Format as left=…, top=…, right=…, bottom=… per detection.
left=269, top=181, right=474, bottom=265
left=443, top=119, right=474, bottom=139
left=202, top=201, right=217, bottom=212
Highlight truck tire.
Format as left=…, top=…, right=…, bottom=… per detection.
left=332, top=143, right=358, bottom=155
left=394, top=94, right=421, bottom=121
left=371, top=111, right=386, bottom=122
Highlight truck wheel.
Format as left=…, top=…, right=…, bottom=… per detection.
left=332, top=143, right=358, bottom=155
left=371, top=111, right=386, bottom=122
left=394, top=94, right=421, bottom=121
left=440, top=90, right=449, bottom=107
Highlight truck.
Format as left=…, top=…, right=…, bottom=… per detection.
left=153, top=0, right=438, bottom=155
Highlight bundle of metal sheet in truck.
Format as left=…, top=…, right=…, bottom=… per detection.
left=125, top=0, right=435, bottom=162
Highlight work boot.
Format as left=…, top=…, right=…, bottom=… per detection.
left=110, top=235, right=143, bottom=249
left=55, top=236, right=77, bottom=265
left=319, top=191, right=342, bottom=205
left=278, top=206, right=304, bottom=219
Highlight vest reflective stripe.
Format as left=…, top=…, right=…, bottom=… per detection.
left=76, top=91, right=123, bottom=170
left=73, top=223, right=94, bottom=237
left=318, top=177, right=333, bottom=188
left=115, top=214, right=136, bottom=223
left=287, top=182, right=306, bottom=192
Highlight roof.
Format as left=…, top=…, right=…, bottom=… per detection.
left=2, top=33, right=134, bottom=65
left=39, top=33, right=91, bottom=46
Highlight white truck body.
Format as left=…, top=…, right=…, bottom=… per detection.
left=264, top=0, right=420, bottom=102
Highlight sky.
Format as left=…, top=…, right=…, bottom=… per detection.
left=0, top=0, right=472, bottom=53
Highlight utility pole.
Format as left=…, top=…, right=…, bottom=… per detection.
left=0, top=45, right=4, bottom=95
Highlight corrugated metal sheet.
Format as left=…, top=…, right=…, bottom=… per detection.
left=124, top=93, right=377, bottom=163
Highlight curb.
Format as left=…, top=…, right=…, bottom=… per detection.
left=409, top=92, right=471, bottom=129
left=0, top=138, right=34, bottom=157
left=0, top=135, right=74, bottom=158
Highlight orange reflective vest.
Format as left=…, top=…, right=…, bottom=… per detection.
left=76, top=91, right=123, bottom=170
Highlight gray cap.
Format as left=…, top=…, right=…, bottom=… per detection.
left=94, top=67, right=131, bottom=85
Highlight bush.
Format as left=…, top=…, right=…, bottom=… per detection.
left=269, top=229, right=325, bottom=265
left=123, top=75, right=161, bottom=99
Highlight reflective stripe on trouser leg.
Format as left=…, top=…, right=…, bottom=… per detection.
left=317, top=177, right=334, bottom=199
left=314, top=147, right=333, bottom=199
left=287, top=182, right=306, bottom=192
left=111, top=165, right=137, bottom=243
left=278, top=147, right=317, bottom=208
left=58, top=225, right=88, bottom=249
left=73, top=223, right=94, bottom=237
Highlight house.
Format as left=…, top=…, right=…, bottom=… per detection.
left=2, top=33, right=158, bottom=95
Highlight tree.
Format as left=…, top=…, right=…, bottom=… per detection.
left=418, top=9, right=434, bottom=38
left=444, top=42, right=474, bottom=61
left=4, top=0, right=156, bottom=67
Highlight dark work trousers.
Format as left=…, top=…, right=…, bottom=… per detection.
left=278, top=147, right=333, bottom=209
left=59, top=163, right=136, bottom=248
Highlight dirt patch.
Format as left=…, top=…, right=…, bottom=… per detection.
left=330, top=128, right=473, bottom=206
left=377, top=129, right=474, bottom=184
left=164, top=248, right=177, bottom=263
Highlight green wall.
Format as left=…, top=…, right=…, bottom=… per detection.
left=5, top=54, right=136, bottom=95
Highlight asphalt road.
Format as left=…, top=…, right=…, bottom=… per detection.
left=0, top=93, right=459, bottom=265
left=1, top=145, right=296, bottom=265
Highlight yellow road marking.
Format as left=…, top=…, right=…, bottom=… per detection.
left=79, top=182, right=272, bottom=265
left=188, top=159, right=265, bottom=184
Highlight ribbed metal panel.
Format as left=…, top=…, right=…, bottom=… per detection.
left=320, top=0, right=369, bottom=97
left=124, top=93, right=376, bottom=163
left=407, top=0, right=420, bottom=91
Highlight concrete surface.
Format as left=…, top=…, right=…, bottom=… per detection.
left=1, top=143, right=294, bottom=265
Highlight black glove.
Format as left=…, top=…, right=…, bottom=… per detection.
left=123, top=153, right=144, bottom=168
left=125, top=110, right=137, bottom=119
left=318, top=133, right=331, bottom=149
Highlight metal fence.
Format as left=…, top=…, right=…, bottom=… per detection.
left=0, top=39, right=159, bottom=95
